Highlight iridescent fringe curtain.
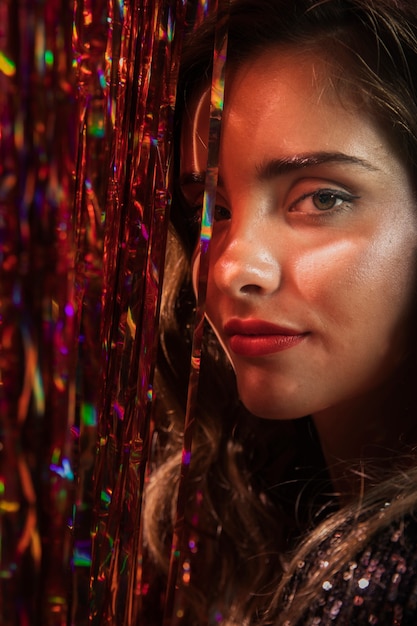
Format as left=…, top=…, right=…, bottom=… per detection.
left=0, top=0, right=216, bottom=623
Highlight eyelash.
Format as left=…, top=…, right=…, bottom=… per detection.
left=288, top=188, right=359, bottom=216
left=187, top=203, right=230, bottom=226
left=184, top=187, right=359, bottom=229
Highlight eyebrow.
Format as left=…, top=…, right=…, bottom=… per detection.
left=257, top=152, right=379, bottom=179
left=179, top=172, right=206, bottom=187
left=179, top=151, right=378, bottom=190
left=179, top=169, right=227, bottom=189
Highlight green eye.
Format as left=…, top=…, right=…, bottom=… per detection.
left=312, top=191, right=342, bottom=211
left=288, top=188, right=359, bottom=215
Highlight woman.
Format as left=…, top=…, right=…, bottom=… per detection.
left=145, top=0, right=417, bottom=623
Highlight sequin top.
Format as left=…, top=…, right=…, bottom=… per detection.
left=288, top=513, right=417, bottom=625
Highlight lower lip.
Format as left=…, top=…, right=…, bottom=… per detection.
left=229, top=333, right=307, bottom=357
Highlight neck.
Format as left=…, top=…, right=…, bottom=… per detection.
left=312, top=363, right=417, bottom=501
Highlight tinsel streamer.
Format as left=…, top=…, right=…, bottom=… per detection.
left=87, top=1, right=187, bottom=624
left=0, top=0, right=77, bottom=624
left=2, top=0, right=207, bottom=623
left=163, top=2, right=230, bottom=624
left=71, top=0, right=110, bottom=623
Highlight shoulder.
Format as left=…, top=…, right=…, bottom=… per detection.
left=297, top=512, right=417, bottom=625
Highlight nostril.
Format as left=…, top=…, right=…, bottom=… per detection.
left=240, top=284, right=263, bottom=295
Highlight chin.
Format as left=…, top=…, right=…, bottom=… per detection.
left=237, top=374, right=312, bottom=420
left=239, top=393, right=309, bottom=421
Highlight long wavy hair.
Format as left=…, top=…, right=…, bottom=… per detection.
left=144, top=1, right=417, bottom=624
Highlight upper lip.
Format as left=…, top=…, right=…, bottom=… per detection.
left=223, top=318, right=306, bottom=336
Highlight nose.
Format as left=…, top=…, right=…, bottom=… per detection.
left=210, top=227, right=282, bottom=298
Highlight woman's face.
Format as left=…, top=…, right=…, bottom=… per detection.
left=180, top=49, right=417, bottom=421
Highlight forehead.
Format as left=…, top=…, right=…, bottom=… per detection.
left=180, top=48, right=369, bottom=175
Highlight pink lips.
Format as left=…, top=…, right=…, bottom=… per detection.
left=224, top=319, right=308, bottom=357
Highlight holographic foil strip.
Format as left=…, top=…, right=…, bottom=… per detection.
left=87, top=1, right=187, bottom=624
left=72, top=0, right=109, bottom=623
left=1, top=0, right=197, bottom=623
left=0, top=0, right=78, bottom=624
left=163, top=2, right=230, bottom=624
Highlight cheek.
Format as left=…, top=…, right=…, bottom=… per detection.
left=352, top=226, right=417, bottom=313
left=292, top=239, right=359, bottom=301
left=294, top=229, right=417, bottom=331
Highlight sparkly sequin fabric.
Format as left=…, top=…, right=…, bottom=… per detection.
left=289, top=514, right=417, bottom=625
